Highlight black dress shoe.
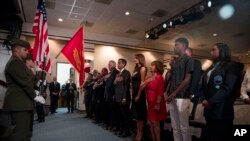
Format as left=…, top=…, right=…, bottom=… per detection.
left=111, top=127, right=118, bottom=132
left=119, top=132, right=131, bottom=137
left=114, top=130, right=123, bottom=135
left=105, top=125, right=110, bottom=130
left=107, top=126, right=112, bottom=130
left=38, top=119, right=45, bottom=123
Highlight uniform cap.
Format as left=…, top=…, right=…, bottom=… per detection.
left=10, top=38, right=30, bottom=48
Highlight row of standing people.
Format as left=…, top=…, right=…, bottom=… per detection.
left=83, top=57, right=167, bottom=140
left=84, top=37, right=244, bottom=141
left=163, top=38, right=243, bottom=141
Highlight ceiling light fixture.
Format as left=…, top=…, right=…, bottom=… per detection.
left=58, top=18, right=63, bottom=22
left=162, top=23, right=167, bottom=29
left=145, top=0, right=227, bottom=39
left=179, top=16, right=184, bottom=22
left=125, top=11, right=130, bottom=16
left=207, top=1, right=212, bottom=7
left=200, top=5, right=205, bottom=11
left=219, top=4, right=235, bottom=20
left=169, top=20, right=173, bottom=27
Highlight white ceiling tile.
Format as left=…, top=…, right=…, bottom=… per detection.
left=56, top=3, right=72, bottom=12
left=69, top=14, right=84, bottom=20
left=48, top=10, right=69, bottom=19
left=75, top=0, right=92, bottom=8
left=57, top=0, right=75, bottom=6
left=84, top=15, right=98, bottom=23
left=19, top=0, right=250, bottom=54
left=72, top=7, right=88, bottom=15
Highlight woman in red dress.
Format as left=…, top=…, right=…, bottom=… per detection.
left=136, top=60, right=167, bottom=141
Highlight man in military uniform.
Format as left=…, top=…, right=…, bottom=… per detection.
left=3, top=38, right=45, bottom=141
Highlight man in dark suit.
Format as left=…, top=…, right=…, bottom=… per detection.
left=65, top=78, right=77, bottom=113
left=114, top=58, right=131, bottom=137
left=49, top=77, right=60, bottom=114
left=3, top=38, right=45, bottom=141
left=104, top=60, right=119, bottom=130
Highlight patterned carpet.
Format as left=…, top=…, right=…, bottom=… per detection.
left=32, top=108, right=132, bottom=141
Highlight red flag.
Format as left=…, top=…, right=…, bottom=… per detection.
left=61, top=27, right=85, bottom=87
left=32, top=0, right=51, bottom=72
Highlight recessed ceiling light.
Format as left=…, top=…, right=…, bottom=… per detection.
left=125, top=11, right=130, bottom=16
left=58, top=18, right=63, bottom=22
left=213, top=33, right=217, bottom=37
left=75, top=15, right=78, bottom=18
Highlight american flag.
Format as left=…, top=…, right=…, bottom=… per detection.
left=32, top=0, right=51, bottom=73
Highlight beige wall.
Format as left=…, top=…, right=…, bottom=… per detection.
left=94, top=45, right=164, bottom=75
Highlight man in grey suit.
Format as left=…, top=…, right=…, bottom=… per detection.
left=114, top=58, right=131, bottom=137
left=3, top=38, right=45, bottom=141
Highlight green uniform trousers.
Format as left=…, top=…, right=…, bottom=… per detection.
left=9, top=111, right=33, bottom=141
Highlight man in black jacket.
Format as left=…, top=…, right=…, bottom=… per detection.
left=65, top=79, right=77, bottom=113
left=49, top=77, right=60, bottom=114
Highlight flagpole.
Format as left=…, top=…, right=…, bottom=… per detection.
left=55, top=51, right=61, bottom=59
left=39, top=55, right=47, bottom=96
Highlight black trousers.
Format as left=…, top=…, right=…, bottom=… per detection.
left=66, top=95, right=75, bottom=112
left=50, top=94, right=58, bottom=113
left=102, top=101, right=109, bottom=125
left=205, top=119, right=233, bottom=141
left=114, top=102, right=122, bottom=129
left=119, top=102, right=131, bottom=133
left=36, top=103, right=45, bottom=122
left=85, top=100, right=92, bottom=117
left=107, top=99, right=116, bottom=128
